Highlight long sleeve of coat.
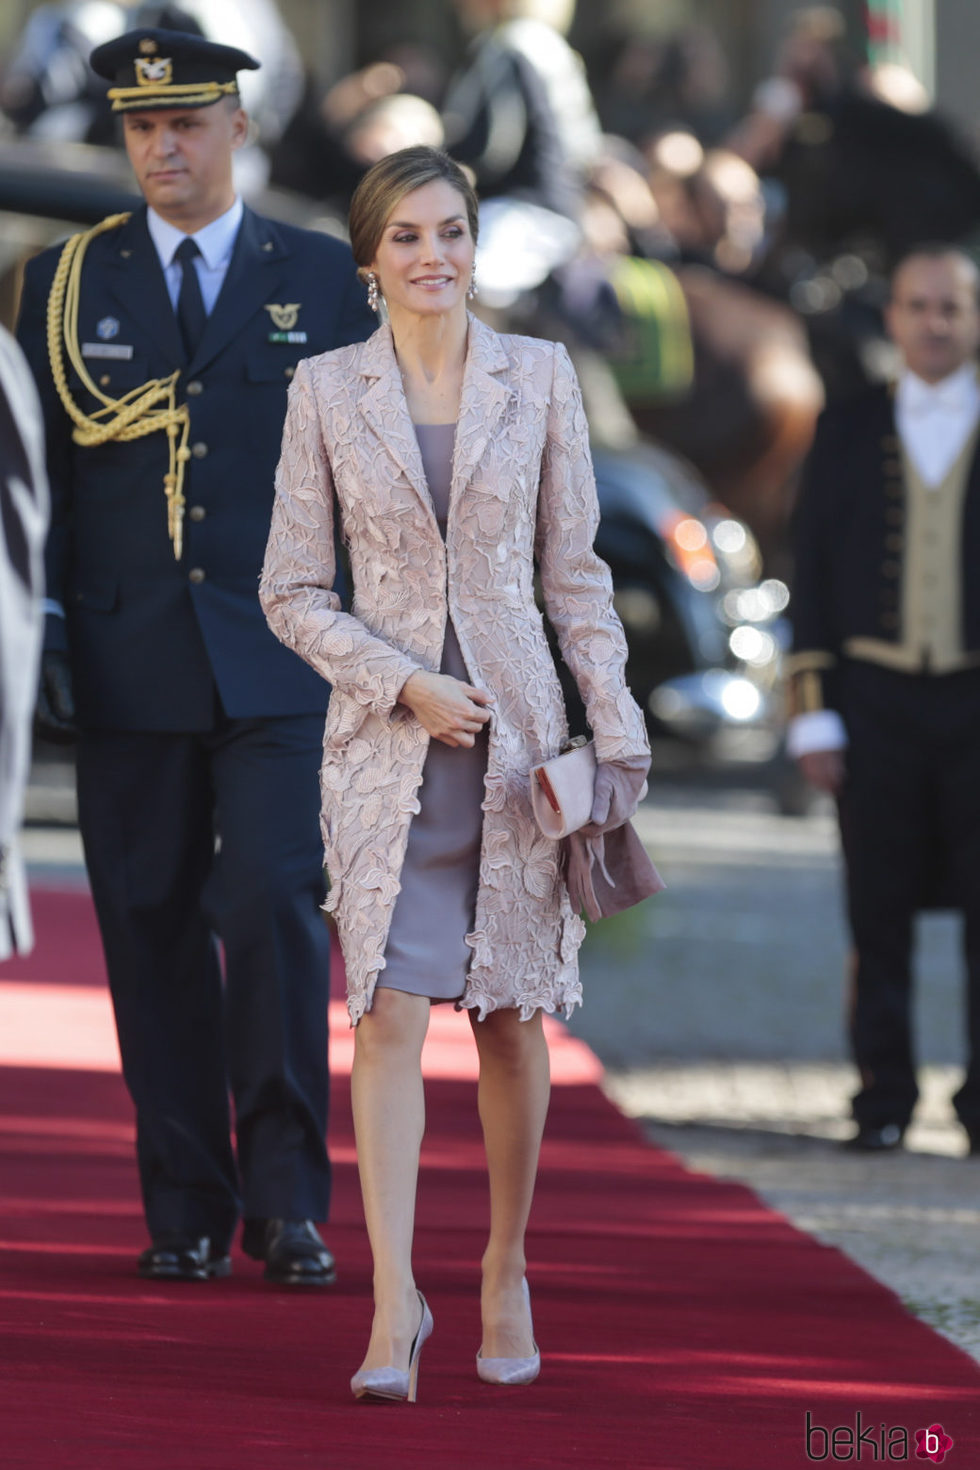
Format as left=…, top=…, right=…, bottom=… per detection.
left=536, top=343, right=649, bottom=763
left=260, top=359, right=423, bottom=715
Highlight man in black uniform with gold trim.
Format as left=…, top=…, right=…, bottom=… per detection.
left=788, top=245, right=980, bottom=1155
left=16, top=30, right=375, bottom=1280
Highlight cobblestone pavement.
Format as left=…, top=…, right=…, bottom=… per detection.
left=571, top=776, right=980, bottom=1366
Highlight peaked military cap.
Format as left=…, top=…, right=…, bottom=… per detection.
left=90, top=28, right=260, bottom=112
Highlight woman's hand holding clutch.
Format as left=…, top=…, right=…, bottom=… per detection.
left=398, top=671, right=493, bottom=748
left=580, top=758, right=650, bottom=838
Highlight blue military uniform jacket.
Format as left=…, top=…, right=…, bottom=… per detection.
left=17, top=203, right=374, bottom=730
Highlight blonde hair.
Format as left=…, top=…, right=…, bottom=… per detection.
left=348, top=146, right=479, bottom=280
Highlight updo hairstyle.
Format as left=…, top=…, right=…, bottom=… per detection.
left=348, top=146, right=479, bottom=287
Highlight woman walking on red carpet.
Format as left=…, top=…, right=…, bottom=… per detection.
left=260, top=145, right=649, bottom=1402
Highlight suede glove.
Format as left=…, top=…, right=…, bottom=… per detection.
left=580, top=756, right=650, bottom=838
left=565, top=755, right=659, bottom=922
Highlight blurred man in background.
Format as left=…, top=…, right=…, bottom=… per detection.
left=789, top=246, right=980, bottom=1156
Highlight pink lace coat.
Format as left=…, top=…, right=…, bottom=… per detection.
left=260, top=316, right=649, bottom=1025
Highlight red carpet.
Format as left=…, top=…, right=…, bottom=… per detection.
left=1, top=889, right=978, bottom=1470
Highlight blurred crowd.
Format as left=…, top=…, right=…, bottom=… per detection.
left=4, top=0, right=980, bottom=566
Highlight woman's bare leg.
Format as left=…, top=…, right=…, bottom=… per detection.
left=468, top=1006, right=550, bottom=1357
left=351, top=987, right=431, bottom=1372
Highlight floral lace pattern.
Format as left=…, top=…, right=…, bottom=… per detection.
left=260, top=316, right=649, bottom=1025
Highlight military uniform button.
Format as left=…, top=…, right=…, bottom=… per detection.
left=188, top=567, right=206, bottom=584
left=284, top=365, right=295, bottom=380
left=99, top=373, right=111, bottom=387
left=191, top=441, right=208, bottom=459
left=189, top=505, right=206, bottom=522
left=186, top=380, right=203, bottom=395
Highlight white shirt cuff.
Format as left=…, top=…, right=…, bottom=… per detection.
left=786, top=710, right=848, bottom=758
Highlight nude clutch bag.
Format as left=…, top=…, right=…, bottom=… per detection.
left=530, top=737, right=597, bottom=839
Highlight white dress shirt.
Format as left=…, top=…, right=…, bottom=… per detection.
left=787, top=361, right=980, bottom=759
left=895, top=361, right=980, bottom=487
left=146, top=196, right=244, bottom=313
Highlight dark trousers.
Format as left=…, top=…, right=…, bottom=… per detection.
left=838, top=660, right=980, bottom=1131
left=76, top=712, right=331, bottom=1250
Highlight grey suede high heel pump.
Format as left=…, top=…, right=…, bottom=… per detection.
left=476, top=1277, right=541, bottom=1386
left=351, top=1291, right=433, bottom=1404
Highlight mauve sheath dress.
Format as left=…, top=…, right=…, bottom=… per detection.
left=375, top=423, right=489, bottom=1002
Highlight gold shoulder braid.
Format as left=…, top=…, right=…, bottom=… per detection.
left=46, top=212, right=191, bottom=559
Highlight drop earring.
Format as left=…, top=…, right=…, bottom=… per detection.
left=366, top=272, right=380, bottom=312
left=467, top=269, right=477, bottom=301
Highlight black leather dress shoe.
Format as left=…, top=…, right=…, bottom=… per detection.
left=137, top=1236, right=232, bottom=1282
left=842, top=1123, right=906, bottom=1152
left=241, top=1218, right=336, bottom=1286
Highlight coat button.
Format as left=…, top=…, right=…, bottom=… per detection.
left=188, top=567, right=206, bottom=584
left=284, top=365, right=295, bottom=380
left=185, top=380, right=203, bottom=395
left=189, top=505, right=206, bottom=522
left=99, top=373, right=111, bottom=387
left=191, top=441, right=208, bottom=459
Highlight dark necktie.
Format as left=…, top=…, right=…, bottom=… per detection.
left=175, top=237, right=207, bottom=361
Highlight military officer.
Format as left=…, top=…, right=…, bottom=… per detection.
left=788, top=245, right=980, bottom=1156
left=16, top=29, right=375, bottom=1282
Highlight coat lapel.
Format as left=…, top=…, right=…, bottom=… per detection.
left=187, top=206, right=288, bottom=375
left=356, top=325, right=435, bottom=516
left=450, top=315, right=512, bottom=515
left=105, top=208, right=183, bottom=365
left=354, top=316, right=513, bottom=521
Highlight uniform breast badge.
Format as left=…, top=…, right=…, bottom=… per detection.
left=97, top=317, right=120, bottom=340
left=265, top=303, right=307, bottom=344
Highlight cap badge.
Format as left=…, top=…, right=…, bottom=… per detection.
left=138, top=38, right=158, bottom=55
left=135, top=56, right=173, bottom=87
left=265, top=303, right=301, bottom=330
left=96, top=316, right=120, bottom=341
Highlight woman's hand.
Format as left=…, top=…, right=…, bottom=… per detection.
left=581, top=758, right=650, bottom=837
left=398, top=671, right=493, bottom=748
